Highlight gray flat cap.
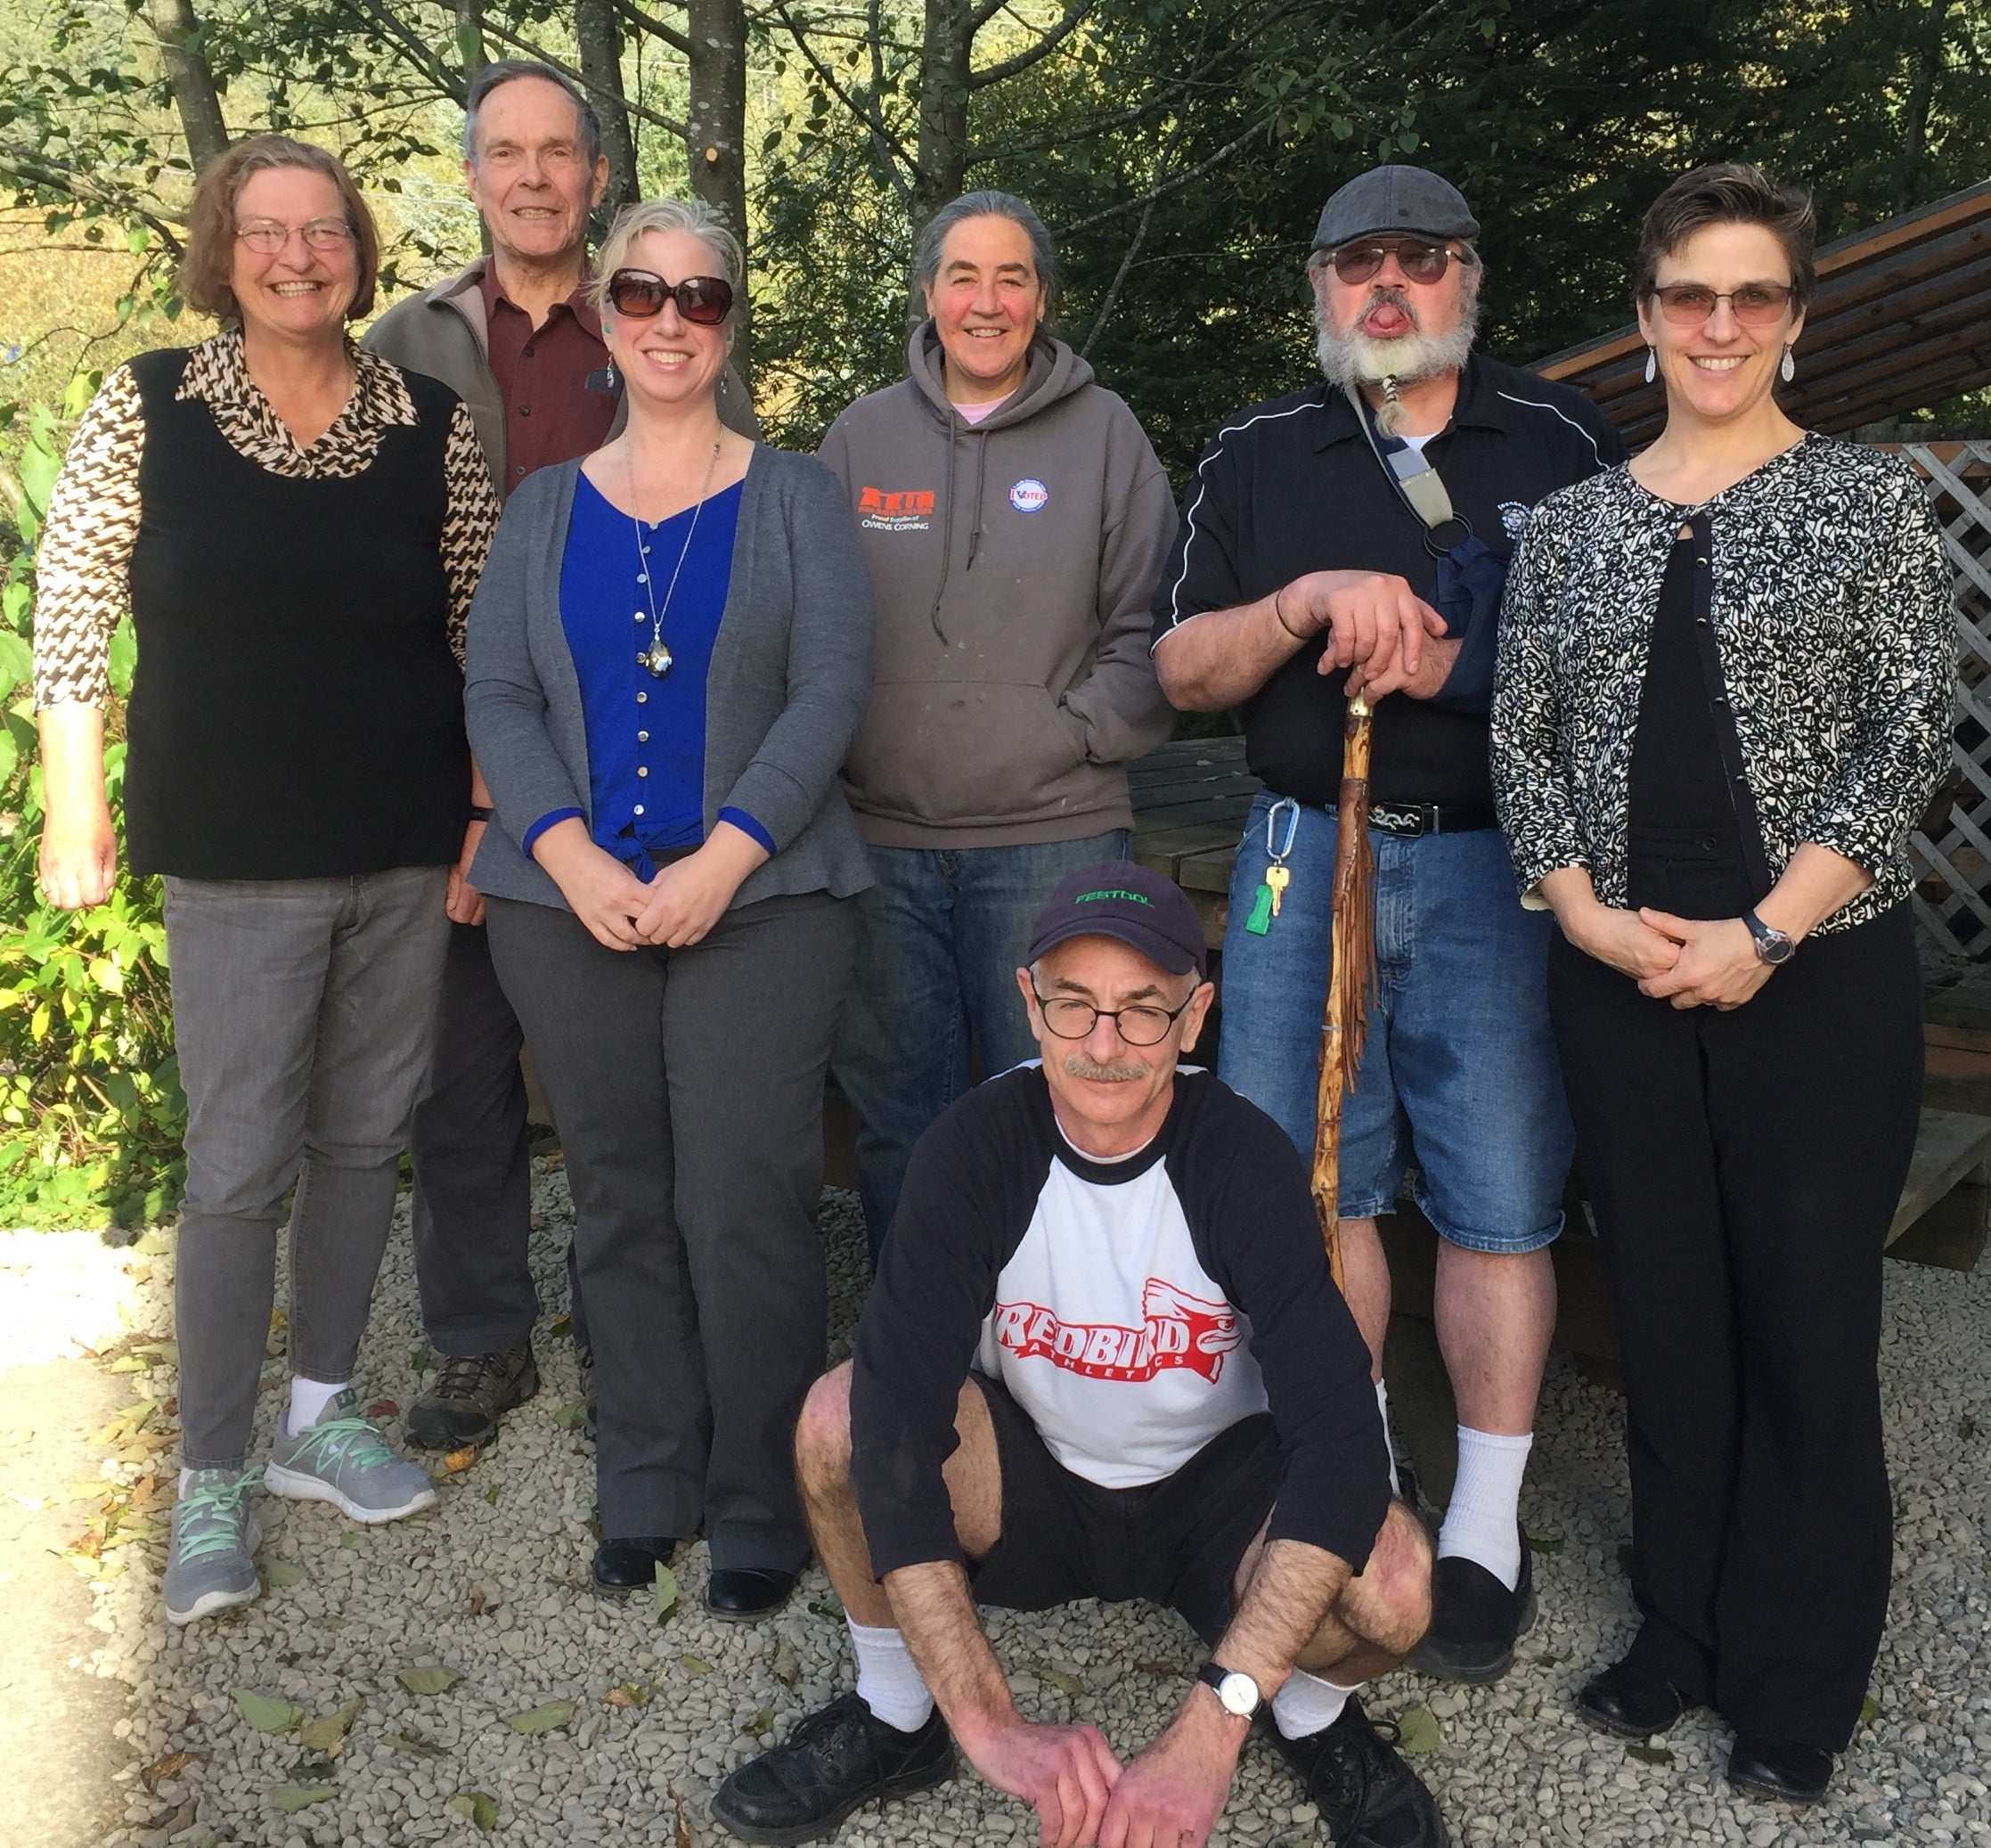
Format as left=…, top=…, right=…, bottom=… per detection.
left=1312, top=166, right=1480, bottom=249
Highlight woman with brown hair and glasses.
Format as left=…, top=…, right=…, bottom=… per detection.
left=33, top=135, right=500, bottom=1623
left=1491, top=163, right=1953, bottom=1803
left=465, top=198, right=873, bottom=1618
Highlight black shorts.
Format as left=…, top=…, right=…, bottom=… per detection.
left=966, top=1371, right=1282, bottom=1645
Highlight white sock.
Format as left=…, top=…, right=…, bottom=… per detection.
left=286, top=1377, right=349, bottom=1436
left=1374, top=1378, right=1401, bottom=1498
left=1437, top=1426, right=1533, bottom=1590
left=848, top=1620, right=934, bottom=1732
left=1272, top=1669, right=1359, bottom=1740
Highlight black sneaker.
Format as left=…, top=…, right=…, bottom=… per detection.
left=1408, top=1535, right=1536, bottom=1683
left=1262, top=1697, right=1447, bottom=1847
left=712, top=1692, right=954, bottom=1845
left=405, top=1344, right=539, bottom=1450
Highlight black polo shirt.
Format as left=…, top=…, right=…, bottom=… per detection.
left=1151, top=355, right=1625, bottom=810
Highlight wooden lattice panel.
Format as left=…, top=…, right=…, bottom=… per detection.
left=1903, top=442, right=1991, bottom=956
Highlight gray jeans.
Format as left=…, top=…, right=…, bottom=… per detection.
left=165, top=868, right=450, bottom=1469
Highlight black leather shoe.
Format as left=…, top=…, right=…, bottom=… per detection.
left=1261, top=1697, right=1446, bottom=1846
left=1409, top=1536, right=1536, bottom=1683
left=1575, top=1659, right=1689, bottom=1739
left=712, top=1690, right=953, bottom=1844
left=405, top=1344, right=539, bottom=1450
left=591, top=1536, right=681, bottom=1595
left=1727, top=1733, right=1833, bottom=1805
left=707, top=1566, right=797, bottom=1621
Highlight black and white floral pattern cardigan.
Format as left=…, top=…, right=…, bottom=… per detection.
left=1489, top=433, right=1954, bottom=936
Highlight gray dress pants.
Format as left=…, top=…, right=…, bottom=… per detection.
left=166, top=869, right=450, bottom=1470
left=486, top=888, right=855, bottom=1568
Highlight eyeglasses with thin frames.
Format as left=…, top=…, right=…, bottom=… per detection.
left=1322, top=240, right=1468, bottom=286
left=235, top=218, right=355, bottom=255
left=1030, top=986, right=1197, bottom=1048
left=1649, top=282, right=1795, bottom=326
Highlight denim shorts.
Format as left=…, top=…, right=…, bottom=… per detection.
left=1217, top=790, right=1571, bottom=1254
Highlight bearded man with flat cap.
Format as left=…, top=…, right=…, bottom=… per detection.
left=1152, top=165, right=1626, bottom=1680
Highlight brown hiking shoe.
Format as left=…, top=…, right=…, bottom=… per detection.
left=405, top=1344, right=539, bottom=1449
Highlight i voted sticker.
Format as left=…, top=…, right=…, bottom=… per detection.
left=1008, top=478, right=1050, bottom=514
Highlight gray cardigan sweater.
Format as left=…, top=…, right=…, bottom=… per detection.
left=465, top=448, right=875, bottom=911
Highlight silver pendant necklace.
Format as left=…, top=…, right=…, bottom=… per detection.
left=632, top=439, right=722, bottom=678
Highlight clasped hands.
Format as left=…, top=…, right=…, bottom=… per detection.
left=963, top=1693, right=1239, bottom=1848
left=548, top=834, right=742, bottom=951
left=1278, top=568, right=1457, bottom=703
left=1570, top=901, right=1774, bottom=1011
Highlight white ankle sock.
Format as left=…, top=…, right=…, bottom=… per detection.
left=1272, top=1669, right=1359, bottom=1740
left=287, top=1377, right=349, bottom=1436
left=848, top=1620, right=934, bottom=1732
left=1437, top=1426, right=1532, bottom=1590
left=1374, top=1378, right=1400, bottom=1498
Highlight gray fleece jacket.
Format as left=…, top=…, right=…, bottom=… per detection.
left=464, top=449, right=874, bottom=911
left=818, top=325, right=1176, bottom=849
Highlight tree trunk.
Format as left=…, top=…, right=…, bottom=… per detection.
left=1893, top=0, right=1952, bottom=217
left=149, top=0, right=229, bottom=173
left=455, top=0, right=488, bottom=81
left=575, top=0, right=640, bottom=218
left=687, top=0, right=750, bottom=376
left=913, top=0, right=975, bottom=239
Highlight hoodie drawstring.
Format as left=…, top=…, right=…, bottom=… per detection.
left=928, top=423, right=958, bottom=643
left=966, top=429, right=990, bottom=575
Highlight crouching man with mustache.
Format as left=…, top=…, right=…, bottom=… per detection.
left=714, top=863, right=1441, bottom=1848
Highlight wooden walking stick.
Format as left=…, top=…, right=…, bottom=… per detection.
left=1310, top=690, right=1378, bottom=1295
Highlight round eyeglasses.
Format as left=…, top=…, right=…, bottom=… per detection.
left=1031, top=987, right=1196, bottom=1048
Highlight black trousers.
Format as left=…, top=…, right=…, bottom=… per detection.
left=1548, top=884, right=1920, bottom=1751
left=486, top=890, right=856, bottom=1566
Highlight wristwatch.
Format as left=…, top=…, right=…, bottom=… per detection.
left=1195, top=1662, right=1264, bottom=1720
left=1743, top=909, right=1795, bottom=965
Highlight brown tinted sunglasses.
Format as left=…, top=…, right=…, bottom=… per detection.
left=605, top=268, right=735, bottom=324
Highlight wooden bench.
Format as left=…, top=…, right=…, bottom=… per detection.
left=1129, top=735, right=1256, bottom=947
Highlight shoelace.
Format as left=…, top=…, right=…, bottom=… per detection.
left=435, top=1352, right=502, bottom=1398
left=285, top=1413, right=396, bottom=1476
left=175, top=1466, right=265, bottom=1562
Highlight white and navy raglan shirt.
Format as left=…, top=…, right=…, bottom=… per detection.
left=849, top=1067, right=1389, bottom=1579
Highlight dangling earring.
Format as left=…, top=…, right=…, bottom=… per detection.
left=1643, top=347, right=1656, bottom=386
left=606, top=360, right=617, bottom=391
left=1780, top=345, right=1796, bottom=383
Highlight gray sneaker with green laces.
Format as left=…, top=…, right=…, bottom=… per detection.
left=164, top=1466, right=264, bottom=1625
left=265, top=1389, right=439, bottom=1523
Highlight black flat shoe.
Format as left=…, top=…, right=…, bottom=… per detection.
left=707, top=1566, right=797, bottom=1621
left=1408, top=1536, right=1536, bottom=1683
left=592, top=1535, right=682, bottom=1595
left=1727, top=1733, right=1833, bottom=1805
left=1575, top=1659, right=1689, bottom=1739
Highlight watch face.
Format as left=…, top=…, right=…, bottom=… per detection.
left=1217, top=1671, right=1260, bottom=1717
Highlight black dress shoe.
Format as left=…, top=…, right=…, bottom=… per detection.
left=1408, top=1536, right=1536, bottom=1683
left=591, top=1536, right=681, bottom=1594
left=1728, top=1733, right=1833, bottom=1805
left=712, top=1691, right=953, bottom=1844
left=1260, top=1697, right=1447, bottom=1847
left=1575, top=1658, right=1689, bottom=1739
left=707, top=1566, right=797, bottom=1621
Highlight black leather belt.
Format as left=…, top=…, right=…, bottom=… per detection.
left=1367, top=800, right=1497, bottom=838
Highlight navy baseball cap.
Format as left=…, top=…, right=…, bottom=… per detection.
left=1025, top=861, right=1208, bottom=978
left=1312, top=165, right=1480, bottom=249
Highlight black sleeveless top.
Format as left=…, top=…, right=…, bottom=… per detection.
left=123, top=348, right=469, bottom=879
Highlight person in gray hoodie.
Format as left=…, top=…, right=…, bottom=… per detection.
left=819, top=191, right=1178, bottom=1264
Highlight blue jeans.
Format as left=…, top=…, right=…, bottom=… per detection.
left=835, top=830, right=1132, bottom=1262
left=1218, top=791, right=1570, bottom=1252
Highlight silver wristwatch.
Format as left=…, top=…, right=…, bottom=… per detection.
left=1743, top=909, right=1795, bottom=965
left=1195, top=1662, right=1264, bottom=1719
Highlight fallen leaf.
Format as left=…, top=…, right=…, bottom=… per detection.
left=383, top=1731, right=449, bottom=1760
left=443, top=1445, right=479, bottom=1474
left=674, top=1800, right=693, bottom=1848
left=1394, top=1705, right=1444, bottom=1756
left=396, top=1664, right=462, bottom=1696
left=807, top=1597, right=844, bottom=1620
left=298, top=1695, right=363, bottom=1754
left=555, top=1400, right=588, bottom=1431
left=338, top=1533, right=359, bottom=1550
left=1522, top=1526, right=1563, bottom=1555
left=1859, top=1695, right=1882, bottom=1727
left=483, top=1484, right=500, bottom=1505
left=446, top=1791, right=498, bottom=1829
left=267, top=1784, right=337, bottom=1812
left=1626, top=1743, right=1676, bottom=1767
left=603, top=1681, right=652, bottom=1709
left=679, top=1654, right=713, bottom=1675
left=505, top=1699, right=577, bottom=1736
left=141, top=1748, right=200, bottom=1786
left=741, top=1705, right=774, bottom=1737
left=285, top=1751, right=338, bottom=1783
left=466, top=1585, right=487, bottom=1617
left=366, top=1399, right=399, bottom=1420
left=770, top=1638, right=799, bottom=1688
left=233, top=1689, right=304, bottom=1734
left=550, top=1312, right=573, bottom=1339
left=654, top=1563, right=680, bottom=1624
left=1960, top=1413, right=1977, bottom=1440
left=1030, top=1665, right=1089, bottom=1697
left=264, top=1559, right=306, bottom=1589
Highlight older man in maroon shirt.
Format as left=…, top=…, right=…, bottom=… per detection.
left=366, top=60, right=756, bottom=1456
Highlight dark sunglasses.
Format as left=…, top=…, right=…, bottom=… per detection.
left=1651, top=282, right=1795, bottom=326
left=605, top=268, right=735, bottom=324
left=1323, top=240, right=1464, bottom=285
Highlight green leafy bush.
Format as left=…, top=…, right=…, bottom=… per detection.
left=0, top=377, right=185, bottom=1228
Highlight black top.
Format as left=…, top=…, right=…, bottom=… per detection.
left=849, top=1067, right=1389, bottom=1582
left=1627, top=533, right=1739, bottom=837
left=123, top=348, right=469, bottom=879
left=1152, top=356, right=1625, bottom=809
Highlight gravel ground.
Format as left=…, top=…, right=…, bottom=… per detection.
left=54, top=1160, right=1991, bottom=1848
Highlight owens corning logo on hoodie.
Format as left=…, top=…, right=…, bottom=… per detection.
left=856, top=486, right=935, bottom=532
